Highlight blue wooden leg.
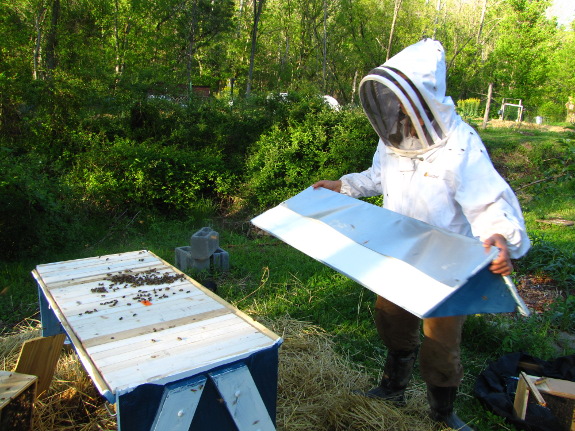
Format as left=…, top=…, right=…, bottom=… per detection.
left=38, top=287, right=64, bottom=337
left=117, top=347, right=280, bottom=431
left=150, top=376, right=207, bottom=431
left=209, top=364, right=276, bottom=431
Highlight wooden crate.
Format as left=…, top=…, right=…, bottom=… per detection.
left=33, top=250, right=282, bottom=431
left=0, top=371, right=37, bottom=431
left=514, top=372, right=575, bottom=431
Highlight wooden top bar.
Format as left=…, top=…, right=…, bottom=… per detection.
left=32, top=250, right=281, bottom=400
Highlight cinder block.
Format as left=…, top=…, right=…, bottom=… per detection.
left=175, top=240, right=229, bottom=274
left=175, top=246, right=193, bottom=272
left=211, top=248, right=230, bottom=272
left=190, top=228, right=220, bottom=260
left=191, top=258, right=211, bottom=271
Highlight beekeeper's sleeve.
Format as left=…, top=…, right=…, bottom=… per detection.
left=454, top=135, right=530, bottom=259
left=339, top=141, right=384, bottom=198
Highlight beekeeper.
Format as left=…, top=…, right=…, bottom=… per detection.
left=312, top=38, right=530, bottom=430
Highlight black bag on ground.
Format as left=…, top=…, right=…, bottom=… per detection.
left=474, top=352, right=575, bottom=431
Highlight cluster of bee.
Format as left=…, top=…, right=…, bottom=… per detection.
left=106, top=269, right=185, bottom=287
left=91, top=286, right=108, bottom=293
left=80, top=268, right=188, bottom=317
left=100, top=299, right=119, bottom=307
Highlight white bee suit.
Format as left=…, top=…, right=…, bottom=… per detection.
left=340, top=38, right=530, bottom=259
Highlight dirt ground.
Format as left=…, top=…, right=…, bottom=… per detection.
left=516, top=273, right=563, bottom=314
left=486, top=119, right=572, bottom=133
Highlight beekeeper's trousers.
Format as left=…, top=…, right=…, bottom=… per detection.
left=374, top=295, right=466, bottom=388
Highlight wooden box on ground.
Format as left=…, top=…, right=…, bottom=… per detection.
left=0, top=371, right=37, bottom=431
left=514, top=372, right=575, bottom=431
left=33, top=250, right=282, bottom=431
left=544, top=394, right=575, bottom=431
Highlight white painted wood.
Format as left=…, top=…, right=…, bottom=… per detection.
left=98, top=328, right=266, bottom=373
left=36, top=250, right=147, bottom=271
left=33, top=271, right=115, bottom=401
left=103, top=333, right=276, bottom=394
left=79, top=307, right=230, bottom=350
left=50, top=268, right=189, bottom=299
left=251, top=187, right=522, bottom=318
left=33, top=250, right=282, bottom=400
left=88, top=313, right=247, bottom=361
left=253, top=203, right=454, bottom=317
left=38, top=256, right=159, bottom=283
left=210, top=365, right=276, bottom=431
left=67, top=295, right=223, bottom=341
left=151, top=376, right=206, bottom=431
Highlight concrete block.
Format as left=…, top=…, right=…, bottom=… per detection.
left=191, top=258, right=211, bottom=272
left=190, top=228, right=220, bottom=260
left=211, top=248, right=230, bottom=272
left=175, top=246, right=194, bottom=272
left=175, top=244, right=229, bottom=273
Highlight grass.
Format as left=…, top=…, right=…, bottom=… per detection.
left=1, top=126, right=574, bottom=430
left=480, top=127, right=575, bottom=282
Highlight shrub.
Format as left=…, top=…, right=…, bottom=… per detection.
left=0, top=149, right=71, bottom=258
left=66, top=138, right=233, bottom=214
left=129, top=98, right=185, bottom=143
left=517, top=233, right=575, bottom=290
left=537, top=100, right=566, bottom=123
left=456, top=98, right=481, bottom=119
left=243, top=105, right=375, bottom=210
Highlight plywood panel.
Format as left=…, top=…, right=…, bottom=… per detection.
left=14, top=334, right=65, bottom=397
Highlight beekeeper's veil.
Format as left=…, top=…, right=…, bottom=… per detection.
left=359, top=38, right=457, bottom=157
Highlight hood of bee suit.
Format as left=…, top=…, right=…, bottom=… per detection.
left=359, top=38, right=459, bottom=157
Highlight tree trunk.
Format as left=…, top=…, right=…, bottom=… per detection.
left=114, top=0, right=130, bottom=77
left=481, top=82, right=493, bottom=130
left=432, top=0, right=441, bottom=39
left=114, top=0, right=120, bottom=74
left=322, top=0, right=327, bottom=93
left=246, top=0, right=265, bottom=97
left=476, top=0, right=488, bottom=44
left=386, top=0, right=403, bottom=61
left=45, top=0, right=60, bottom=76
left=33, top=5, right=47, bottom=80
left=351, top=69, right=358, bottom=104
left=187, top=0, right=198, bottom=100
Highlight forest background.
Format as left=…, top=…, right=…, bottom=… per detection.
left=1, top=0, right=575, bottom=429
left=2, top=0, right=574, bottom=255
left=1, top=0, right=575, bottom=320
left=1, top=0, right=575, bottom=315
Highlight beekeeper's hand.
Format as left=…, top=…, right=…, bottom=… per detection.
left=484, top=234, right=513, bottom=276
left=312, top=180, right=342, bottom=193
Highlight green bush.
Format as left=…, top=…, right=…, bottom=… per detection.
left=127, top=96, right=287, bottom=177
left=518, top=233, right=575, bottom=290
left=0, top=149, right=72, bottom=258
left=243, top=105, right=375, bottom=210
left=537, top=100, right=566, bottom=123
left=129, top=98, right=185, bottom=143
left=66, top=138, right=233, bottom=214
left=456, top=98, right=481, bottom=119
left=545, top=295, right=575, bottom=333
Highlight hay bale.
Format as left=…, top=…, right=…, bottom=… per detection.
left=265, top=316, right=436, bottom=431
left=1, top=316, right=437, bottom=430
left=0, top=320, right=41, bottom=368
left=1, top=322, right=115, bottom=430
left=32, top=352, right=116, bottom=430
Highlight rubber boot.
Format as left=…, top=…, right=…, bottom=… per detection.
left=426, top=385, right=473, bottom=430
left=362, top=349, right=418, bottom=404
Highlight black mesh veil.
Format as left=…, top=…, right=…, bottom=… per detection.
left=359, top=66, right=444, bottom=155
